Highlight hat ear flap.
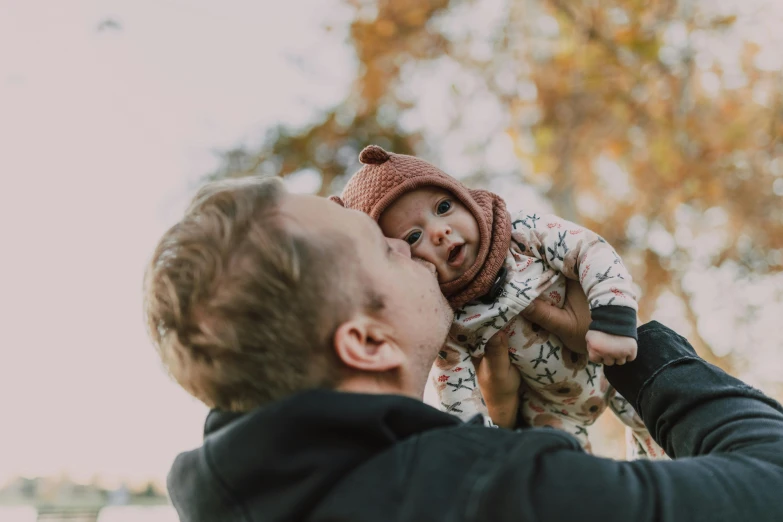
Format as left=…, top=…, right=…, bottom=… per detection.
left=329, top=195, right=345, bottom=207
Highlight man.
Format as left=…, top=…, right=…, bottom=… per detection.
left=144, top=177, right=783, bottom=522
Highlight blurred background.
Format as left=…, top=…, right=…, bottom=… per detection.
left=2, top=0, right=782, bottom=519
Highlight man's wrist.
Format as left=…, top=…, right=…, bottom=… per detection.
left=485, top=395, right=520, bottom=429
left=604, top=321, right=697, bottom=412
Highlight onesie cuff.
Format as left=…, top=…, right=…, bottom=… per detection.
left=589, top=305, right=638, bottom=340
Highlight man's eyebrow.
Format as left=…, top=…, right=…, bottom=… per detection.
left=360, top=212, right=386, bottom=248
left=375, top=222, right=391, bottom=253
left=369, top=218, right=393, bottom=255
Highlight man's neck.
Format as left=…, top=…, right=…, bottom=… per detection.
left=336, top=374, right=423, bottom=401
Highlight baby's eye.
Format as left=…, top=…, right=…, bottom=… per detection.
left=405, top=231, right=421, bottom=245
left=436, top=200, right=452, bottom=214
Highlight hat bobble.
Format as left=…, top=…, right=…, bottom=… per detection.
left=359, top=145, right=390, bottom=165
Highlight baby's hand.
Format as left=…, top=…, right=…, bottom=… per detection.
left=585, top=330, right=637, bottom=366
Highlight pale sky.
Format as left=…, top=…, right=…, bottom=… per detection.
left=1, top=0, right=781, bottom=489
left=0, top=0, right=352, bottom=485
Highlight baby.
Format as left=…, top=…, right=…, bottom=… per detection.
left=332, top=145, right=665, bottom=458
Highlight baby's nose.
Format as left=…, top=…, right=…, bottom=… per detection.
left=430, top=224, right=451, bottom=244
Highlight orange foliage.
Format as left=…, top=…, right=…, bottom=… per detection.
left=213, top=0, right=783, bottom=373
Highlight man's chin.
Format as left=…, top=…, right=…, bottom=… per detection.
left=414, top=258, right=438, bottom=278
left=444, top=302, right=455, bottom=323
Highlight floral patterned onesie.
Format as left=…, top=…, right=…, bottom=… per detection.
left=430, top=210, right=666, bottom=459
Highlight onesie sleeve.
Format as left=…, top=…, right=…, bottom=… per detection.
left=509, top=211, right=638, bottom=339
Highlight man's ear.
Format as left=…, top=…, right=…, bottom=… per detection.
left=333, top=315, right=405, bottom=372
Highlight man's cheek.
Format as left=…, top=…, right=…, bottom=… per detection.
left=411, top=251, right=430, bottom=264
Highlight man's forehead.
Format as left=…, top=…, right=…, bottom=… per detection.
left=283, top=193, right=382, bottom=238
left=347, top=207, right=386, bottom=243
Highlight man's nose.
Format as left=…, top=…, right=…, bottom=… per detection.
left=387, top=238, right=412, bottom=258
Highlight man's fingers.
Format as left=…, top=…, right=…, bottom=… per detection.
left=521, top=300, right=568, bottom=333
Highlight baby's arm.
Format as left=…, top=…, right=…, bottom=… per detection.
left=509, top=212, right=638, bottom=364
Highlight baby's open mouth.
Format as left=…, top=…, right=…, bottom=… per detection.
left=447, top=244, right=465, bottom=266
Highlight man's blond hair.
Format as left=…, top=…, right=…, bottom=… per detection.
left=144, top=177, right=363, bottom=411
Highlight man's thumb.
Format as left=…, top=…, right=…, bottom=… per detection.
left=485, top=330, right=509, bottom=356
left=483, top=331, right=510, bottom=374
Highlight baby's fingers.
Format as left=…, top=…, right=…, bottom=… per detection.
left=588, top=351, right=604, bottom=365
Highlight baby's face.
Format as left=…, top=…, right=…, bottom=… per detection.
left=379, top=187, right=480, bottom=284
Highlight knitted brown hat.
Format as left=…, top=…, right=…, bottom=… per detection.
left=331, top=145, right=511, bottom=309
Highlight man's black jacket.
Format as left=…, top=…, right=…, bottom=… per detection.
left=167, top=322, right=783, bottom=521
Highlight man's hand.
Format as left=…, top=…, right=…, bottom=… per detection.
left=521, top=279, right=592, bottom=354
left=474, top=332, right=521, bottom=429
left=585, top=330, right=637, bottom=366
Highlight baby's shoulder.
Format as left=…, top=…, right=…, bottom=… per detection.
left=509, top=209, right=548, bottom=231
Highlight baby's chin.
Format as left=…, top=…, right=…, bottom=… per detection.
left=440, top=254, right=478, bottom=284
left=437, top=267, right=467, bottom=285
left=436, top=245, right=479, bottom=284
